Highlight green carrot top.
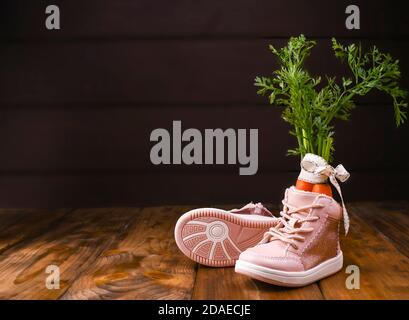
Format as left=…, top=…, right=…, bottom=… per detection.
left=255, top=34, right=407, bottom=162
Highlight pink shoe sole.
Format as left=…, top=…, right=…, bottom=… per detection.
left=174, top=208, right=277, bottom=267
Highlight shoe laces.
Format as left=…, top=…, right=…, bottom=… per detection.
left=259, top=200, right=324, bottom=249
left=299, top=153, right=350, bottom=234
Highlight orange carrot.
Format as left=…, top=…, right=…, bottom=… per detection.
left=312, top=183, right=332, bottom=197
left=296, top=179, right=313, bottom=192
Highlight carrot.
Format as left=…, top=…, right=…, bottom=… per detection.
left=312, top=183, right=332, bottom=197
left=296, top=179, right=313, bottom=192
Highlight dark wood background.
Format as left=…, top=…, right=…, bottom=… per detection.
left=0, top=0, right=408, bottom=207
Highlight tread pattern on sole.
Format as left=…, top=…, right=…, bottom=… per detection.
left=175, top=209, right=277, bottom=267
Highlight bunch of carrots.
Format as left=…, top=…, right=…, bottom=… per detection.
left=295, top=180, right=332, bottom=196
left=255, top=35, right=407, bottom=197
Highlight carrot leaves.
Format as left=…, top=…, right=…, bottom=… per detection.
left=255, top=35, right=407, bottom=162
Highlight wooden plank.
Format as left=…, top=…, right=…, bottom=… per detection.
left=318, top=206, right=409, bottom=299
left=1, top=40, right=408, bottom=105
left=0, top=209, right=38, bottom=233
left=0, top=203, right=407, bottom=300
left=0, top=209, right=70, bottom=254
left=1, top=0, right=408, bottom=39
left=0, top=106, right=406, bottom=174
left=0, top=172, right=408, bottom=208
left=192, top=265, right=323, bottom=300
left=0, top=208, right=139, bottom=299
left=61, top=205, right=197, bottom=300
left=349, top=202, right=409, bottom=258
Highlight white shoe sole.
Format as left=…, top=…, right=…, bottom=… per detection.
left=235, top=252, right=343, bottom=287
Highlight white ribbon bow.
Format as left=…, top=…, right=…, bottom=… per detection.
left=300, top=154, right=350, bottom=235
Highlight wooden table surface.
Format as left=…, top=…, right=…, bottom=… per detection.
left=0, top=201, right=408, bottom=300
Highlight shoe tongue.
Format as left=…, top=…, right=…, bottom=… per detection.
left=286, top=187, right=317, bottom=210
left=230, top=202, right=273, bottom=217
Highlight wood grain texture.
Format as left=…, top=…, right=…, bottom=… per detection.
left=0, top=209, right=70, bottom=254
left=192, top=265, right=323, bottom=300
left=0, top=209, right=43, bottom=233
left=0, top=208, right=139, bottom=299
left=318, top=206, right=409, bottom=299
left=1, top=0, right=408, bottom=39
left=349, top=202, right=409, bottom=258
left=0, top=203, right=408, bottom=299
left=61, top=205, right=197, bottom=300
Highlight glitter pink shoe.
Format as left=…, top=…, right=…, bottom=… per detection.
left=235, top=187, right=347, bottom=286
left=174, top=203, right=278, bottom=267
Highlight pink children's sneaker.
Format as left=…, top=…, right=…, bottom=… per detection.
left=235, top=187, right=345, bottom=286
left=174, top=203, right=278, bottom=267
